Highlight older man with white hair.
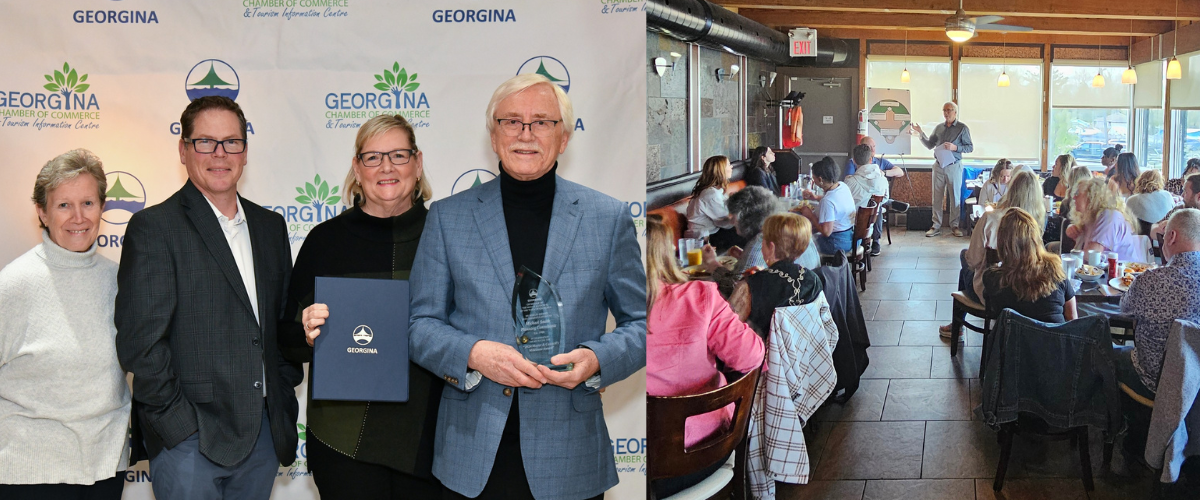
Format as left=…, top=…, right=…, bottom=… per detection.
left=1117, top=208, right=1200, bottom=404
left=911, top=101, right=973, bottom=237
left=408, top=74, right=646, bottom=500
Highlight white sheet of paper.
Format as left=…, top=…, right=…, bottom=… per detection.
left=934, top=145, right=957, bottom=167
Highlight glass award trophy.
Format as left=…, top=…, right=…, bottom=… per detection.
left=513, top=266, right=572, bottom=371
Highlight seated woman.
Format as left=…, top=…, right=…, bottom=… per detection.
left=1045, top=153, right=1077, bottom=200
left=982, top=208, right=1078, bottom=323
left=1108, top=152, right=1140, bottom=199
left=978, top=159, right=1013, bottom=205
left=1126, top=169, right=1175, bottom=226
left=730, top=213, right=825, bottom=338
left=1165, top=158, right=1200, bottom=196
left=685, top=155, right=743, bottom=249
left=743, top=146, right=780, bottom=196
left=701, top=186, right=777, bottom=296
left=800, top=157, right=856, bottom=255
left=939, top=171, right=1046, bottom=336
left=1065, top=177, right=1142, bottom=261
left=1058, top=165, right=1094, bottom=223
left=646, top=214, right=764, bottom=498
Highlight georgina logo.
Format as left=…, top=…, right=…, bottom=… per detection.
left=244, top=0, right=350, bottom=21
left=0, top=62, right=101, bottom=131
left=101, top=171, right=146, bottom=225
left=263, top=174, right=349, bottom=246
left=170, top=60, right=255, bottom=135
left=74, top=0, right=159, bottom=24
left=322, top=62, right=431, bottom=130
left=450, top=169, right=497, bottom=195
left=517, top=56, right=570, bottom=93
left=431, top=9, right=515, bottom=23
left=352, top=325, right=373, bottom=345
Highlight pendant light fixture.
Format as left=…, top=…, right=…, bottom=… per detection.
left=1167, top=0, right=1182, bottom=79
left=1092, top=37, right=1106, bottom=88
left=901, top=30, right=911, bottom=83
left=1122, top=19, right=1138, bottom=84
left=997, top=33, right=1010, bottom=87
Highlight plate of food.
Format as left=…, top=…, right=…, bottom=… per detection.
left=1121, top=262, right=1154, bottom=275
left=1075, top=264, right=1105, bottom=282
left=1109, top=275, right=1132, bottom=292
left=682, top=264, right=710, bottom=277
left=717, top=255, right=738, bottom=270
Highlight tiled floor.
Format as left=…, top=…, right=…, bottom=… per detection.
left=778, top=227, right=1158, bottom=500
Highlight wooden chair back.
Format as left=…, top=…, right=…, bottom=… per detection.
left=647, top=364, right=763, bottom=490
left=852, top=200, right=880, bottom=242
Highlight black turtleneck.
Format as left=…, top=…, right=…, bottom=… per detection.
left=500, top=163, right=556, bottom=276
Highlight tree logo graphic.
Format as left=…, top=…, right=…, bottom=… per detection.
left=184, top=59, right=240, bottom=101
left=43, top=63, right=91, bottom=110
left=297, top=423, right=306, bottom=441
left=374, top=62, right=420, bottom=105
left=451, top=169, right=497, bottom=195
left=516, top=56, right=571, bottom=93
left=101, top=171, right=146, bottom=225
left=294, top=174, right=342, bottom=216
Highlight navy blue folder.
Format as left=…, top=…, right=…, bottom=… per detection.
left=312, top=277, right=409, bottom=402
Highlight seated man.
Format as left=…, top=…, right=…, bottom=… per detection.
left=845, top=136, right=906, bottom=255
left=1117, top=208, right=1200, bottom=403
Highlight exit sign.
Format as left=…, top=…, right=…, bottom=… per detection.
left=790, top=28, right=817, bottom=57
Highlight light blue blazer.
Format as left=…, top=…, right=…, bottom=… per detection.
left=409, top=175, right=647, bottom=499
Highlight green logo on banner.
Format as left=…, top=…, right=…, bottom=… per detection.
left=42, top=63, right=91, bottom=110
left=294, top=174, right=342, bottom=212
left=374, top=62, right=420, bottom=94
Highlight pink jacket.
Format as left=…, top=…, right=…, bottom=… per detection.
left=647, top=280, right=766, bottom=448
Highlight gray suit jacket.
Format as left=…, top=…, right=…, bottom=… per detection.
left=115, top=180, right=303, bottom=467
left=409, top=176, right=646, bottom=499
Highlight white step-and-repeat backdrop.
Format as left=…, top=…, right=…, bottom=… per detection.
left=0, top=1, right=648, bottom=498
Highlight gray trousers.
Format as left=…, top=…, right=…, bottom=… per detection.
left=149, top=411, right=278, bottom=500
left=931, top=160, right=963, bottom=230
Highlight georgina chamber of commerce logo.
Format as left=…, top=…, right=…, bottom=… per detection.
left=516, top=56, right=585, bottom=132
left=612, top=436, right=646, bottom=475
left=170, top=60, right=256, bottom=136
left=74, top=0, right=159, bottom=24
left=431, top=8, right=515, bottom=23
left=0, top=62, right=101, bottom=131
left=263, top=174, right=349, bottom=246
left=450, top=169, right=497, bottom=195
left=322, top=62, right=431, bottom=131
left=599, top=0, right=644, bottom=14
left=243, top=0, right=350, bottom=21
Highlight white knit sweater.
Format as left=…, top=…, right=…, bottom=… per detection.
left=0, top=232, right=130, bottom=484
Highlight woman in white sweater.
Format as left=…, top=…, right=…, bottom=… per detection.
left=1126, top=169, right=1176, bottom=226
left=0, top=149, right=130, bottom=500
left=685, top=155, right=741, bottom=249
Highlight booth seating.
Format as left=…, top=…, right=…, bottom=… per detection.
left=648, top=180, right=748, bottom=242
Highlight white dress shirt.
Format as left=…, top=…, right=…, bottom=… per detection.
left=205, top=196, right=265, bottom=396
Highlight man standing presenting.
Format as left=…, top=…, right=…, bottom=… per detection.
left=409, top=74, right=646, bottom=500
left=116, top=96, right=302, bottom=499
left=912, top=102, right=973, bottom=237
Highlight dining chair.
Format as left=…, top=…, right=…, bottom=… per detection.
left=849, top=200, right=879, bottom=292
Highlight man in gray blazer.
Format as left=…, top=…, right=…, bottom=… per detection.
left=409, top=74, right=646, bottom=500
left=116, top=96, right=302, bottom=499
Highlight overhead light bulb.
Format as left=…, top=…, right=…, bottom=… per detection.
left=946, top=29, right=973, bottom=43
left=1092, top=72, right=1106, bottom=88
left=900, top=68, right=911, bottom=83
left=997, top=72, right=1010, bottom=87
left=1167, top=57, right=1182, bottom=80
left=1122, top=66, right=1138, bottom=84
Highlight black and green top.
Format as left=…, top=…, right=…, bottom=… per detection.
left=279, top=203, right=441, bottom=478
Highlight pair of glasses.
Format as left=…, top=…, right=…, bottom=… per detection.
left=357, top=149, right=416, bottom=167
left=494, top=118, right=561, bottom=137
left=184, top=138, right=247, bottom=154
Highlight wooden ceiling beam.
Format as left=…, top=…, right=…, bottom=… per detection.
left=715, top=0, right=1200, bottom=21
left=738, top=10, right=1174, bottom=37
left=816, top=28, right=1134, bottom=46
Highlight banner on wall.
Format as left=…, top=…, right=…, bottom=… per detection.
left=0, top=1, right=647, bottom=498
left=866, top=88, right=912, bottom=156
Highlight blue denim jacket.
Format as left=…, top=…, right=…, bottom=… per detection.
left=981, top=309, right=1122, bottom=438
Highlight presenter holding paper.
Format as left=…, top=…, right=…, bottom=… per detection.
left=911, top=101, right=973, bottom=237
left=409, top=74, right=647, bottom=500
left=278, top=114, right=443, bottom=499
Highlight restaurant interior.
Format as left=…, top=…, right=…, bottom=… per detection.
left=645, top=0, right=1200, bottom=499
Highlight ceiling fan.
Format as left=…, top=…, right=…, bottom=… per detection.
left=945, top=0, right=1032, bottom=42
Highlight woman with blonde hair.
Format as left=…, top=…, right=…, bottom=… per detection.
left=978, top=159, right=1013, bottom=205
left=1065, top=177, right=1141, bottom=260
left=685, top=155, right=742, bottom=249
left=982, top=208, right=1078, bottom=323
left=645, top=214, right=763, bottom=498
left=1045, top=153, right=1077, bottom=200
left=1058, top=165, right=1094, bottom=222
left=940, top=170, right=1046, bottom=336
left=1127, top=169, right=1175, bottom=226
left=731, top=213, right=824, bottom=338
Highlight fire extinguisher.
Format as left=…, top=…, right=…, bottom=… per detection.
left=856, top=109, right=868, bottom=144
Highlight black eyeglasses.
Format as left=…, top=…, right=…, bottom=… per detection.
left=184, top=138, right=247, bottom=154
left=494, top=118, right=561, bottom=137
left=356, top=149, right=416, bottom=167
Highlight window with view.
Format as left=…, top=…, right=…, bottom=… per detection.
left=1049, top=62, right=1131, bottom=171
left=958, top=58, right=1043, bottom=170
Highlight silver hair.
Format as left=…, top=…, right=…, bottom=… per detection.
left=1167, top=208, right=1200, bottom=245
left=943, top=101, right=959, bottom=113
left=484, top=74, right=573, bottom=138
left=726, top=186, right=781, bottom=237
left=32, top=149, right=107, bottom=230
